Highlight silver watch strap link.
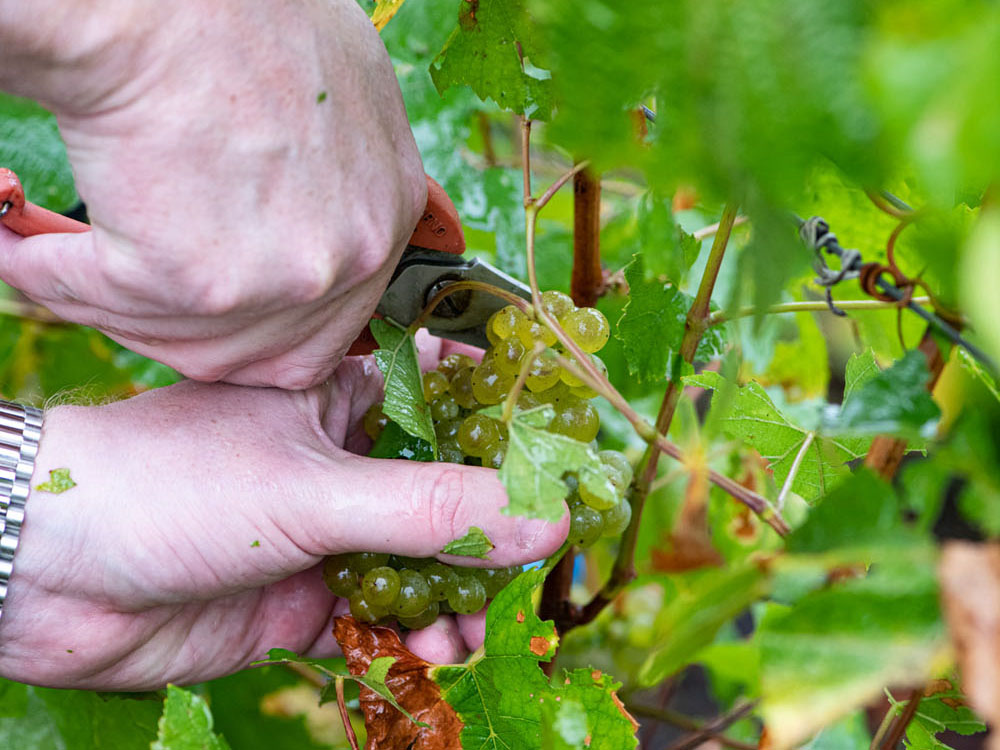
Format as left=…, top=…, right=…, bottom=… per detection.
left=0, top=401, right=43, bottom=622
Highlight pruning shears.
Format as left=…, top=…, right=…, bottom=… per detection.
left=0, top=169, right=530, bottom=353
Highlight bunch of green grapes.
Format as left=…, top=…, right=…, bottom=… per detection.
left=323, top=553, right=521, bottom=628
left=350, top=291, right=634, bottom=628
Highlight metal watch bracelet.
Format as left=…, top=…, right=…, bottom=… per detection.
left=0, top=400, right=43, bottom=622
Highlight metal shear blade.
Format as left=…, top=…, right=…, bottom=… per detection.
left=377, top=249, right=531, bottom=350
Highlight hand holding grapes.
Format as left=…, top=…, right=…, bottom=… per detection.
left=0, top=343, right=568, bottom=691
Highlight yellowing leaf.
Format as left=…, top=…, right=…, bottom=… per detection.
left=371, top=0, right=407, bottom=32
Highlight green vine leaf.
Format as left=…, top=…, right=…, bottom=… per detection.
left=832, top=349, right=940, bottom=441
left=685, top=370, right=867, bottom=502
left=430, top=0, right=554, bottom=120
left=481, top=404, right=615, bottom=521
left=890, top=683, right=987, bottom=750
left=639, top=565, right=769, bottom=686
left=441, top=526, right=495, bottom=558
left=368, top=419, right=435, bottom=461
left=152, top=685, right=230, bottom=750
left=760, top=473, right=947, bottom=749
left=432, top=567, right=639, bottom=749
left=617, top=254, right=725, bottom=384
left=370, top=319, right=437, bottom=453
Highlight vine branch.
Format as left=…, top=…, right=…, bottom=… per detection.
left=627, top=704, right=757, bottom=750
left=709, top=297, right=932, bottom=326
left=575, top=202, right=743, bottom=628
left=336, top=677, right=360, bottom=750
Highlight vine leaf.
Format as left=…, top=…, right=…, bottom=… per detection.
left=639, top=565, right=769, bottom=686
left=481, top=404, right=616, bottom=521
left=432, top=567, right=639, bottom=749
left=441, top=526, right=494, bottom=558
left=152, top=685, right=230, bottom=750
left=834, top=349, right=940, bottom=441
left=371, top=320, right=437, bottom=453
left=430, top=0, right=554, bottom=120
left=685, top=370, right=867, bottom=502
left=334, top=617, right=465, bottom=749
left=888, top=680, right=987, bottom=750
left=760, top=473, right=947, bottom=749
left=369, top=419, right=435, bottom=462
left=370, top=0, right=407, bottom=31
left=617, top=254, right=725, bottom=384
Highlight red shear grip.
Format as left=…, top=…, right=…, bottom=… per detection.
left=0, top=168, right=90, bottom=236
left=409, top=175, right=465, bottom=255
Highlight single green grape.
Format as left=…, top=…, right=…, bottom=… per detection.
left=423, top=563, right=458, bottom=601
left=348, top=552, right=390, bottom=574
left=422, top=371, right=450, bottom=402
left=431, top=394, right=460, bottom=421
left=601, top=498, right=632, bottom=537
left=578, top=478, right=619, bottom=511
left=568, top=505, right=604, bottom=547
left=363, top=404, right=388, bottom=441
left=560, top=353, right=607, bottom=399
left=362, top=566, right=401, bottom=607
left=471, top=358, right=514, bottom=405
left=559, top=307, right=610, bottom=353
left=492, top=305, right=527, bottom=340
left=525, top=354, right=562, bottom=392
left=514, top=316, right=558, bottom=349
left=449, top=366, right=479, bottom=409
left=548, top=397, right=600, bottom=442
left=349, top=591, right=387, bottom=624
left=447, top=576, right=487, bottom=615
left=516, top=391, right=543, bottom=412
left=393, top=570, right=432, bottom=618
left=481, top=442, right=506, bottom=469
left=492, top=337, right=526, bottom=377
left=435, top=418, right=461, bottom=442
left=541, top=290, right=575, bottom=319
left=398, top=600, right=440, bottom=630
left=438, top=353, right=476, bottom=380
left=537, top=381, right=571, bottom=406
left=438, top=440, right=465, bottom=464
left=599, top=450, right=634, bottom=490
left=457, top=414, right=502, bottom=458
left=477, top=567, right=517, bottom=599
left=322, top=555, right=360, bottom=598
left=579, top=452, right=632, bottom=509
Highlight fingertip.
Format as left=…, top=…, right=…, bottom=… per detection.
left=457, top=610, right=487, bottom=652
left=404, top=616, right=466, bottom=664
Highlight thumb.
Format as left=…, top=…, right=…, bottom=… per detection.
left=0, top=228, right=119, bottom=315
left=296, top=455, right=569, bottom=567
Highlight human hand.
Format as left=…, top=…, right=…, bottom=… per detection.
left=0, top=342, right=568, bottom=690
left=0, top=0, right=425, bottom=388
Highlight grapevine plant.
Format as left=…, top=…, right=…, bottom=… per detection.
left=2, top=0, right=1000, bottom=749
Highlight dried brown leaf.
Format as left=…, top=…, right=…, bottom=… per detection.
left=333, top=616, right=464, bottom=750
left=939, top=542, right=1000, bottom=750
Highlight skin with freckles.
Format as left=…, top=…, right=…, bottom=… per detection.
left=0, top=337, right=569, bottom=690
left=0, top=0, right=426, bottom=388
